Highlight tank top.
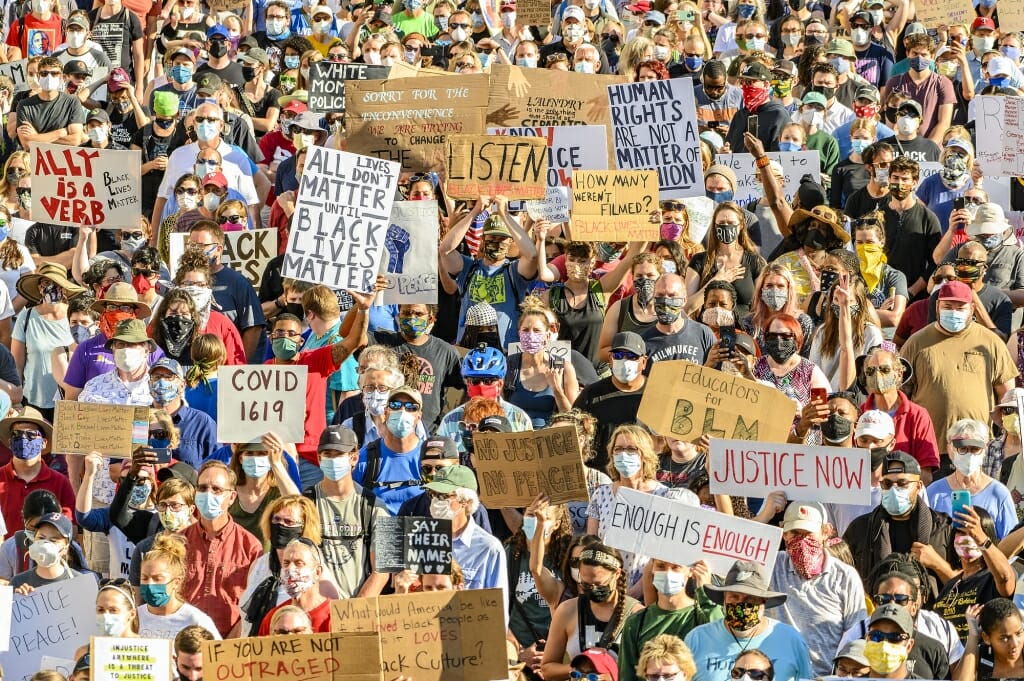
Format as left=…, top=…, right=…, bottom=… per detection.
left=552, top=281, right=605, bottom=364
left=566, top=594, right=641, bottom=658
left=507, top=380, right=556, bottom=428
left=617, top=294, right=657, bottom=336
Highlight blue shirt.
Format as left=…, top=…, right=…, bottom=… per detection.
left=854, top=43, right=895, bottom=88
left=453, top=518, right=509, bottom=624
left=917, top=173, right=972, bottom=233
left=456, top=254, right=533, bottom=347
left=170, top=404, right=219, bottom=469
left=832, top=119, right=895, bottom=161
left=684, top=619, right=813, bottom=681
left=184, top=378, right=218, bottom=422
left=927, top=475, right=1018, bottom=539
left=352, top=439, right=424, bottom=515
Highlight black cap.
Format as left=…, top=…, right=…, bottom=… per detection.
left=195, top=72, right=223, bottom=96
left=87, top=108, right=110, bottom=124
left=156, top=461, right=198, bottom=487
left=882, top=451, right=921, bottom=476
left=318, top=425, right=358, bottom=453
left=897, top=100, right=923, bottom=118
left=740, top=62, right=772, bottom=81
left=478, top=415, right=512, bottom=433
left=63, top=59, right=90, bottom=76
left=611, top=331, right=645, bottom=356
left=420, top=437, right=460, bottom=460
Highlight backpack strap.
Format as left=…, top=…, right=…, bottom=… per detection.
left=352, top=411, right=367, bottom=446
left=363, top=438, right=383, bottom=491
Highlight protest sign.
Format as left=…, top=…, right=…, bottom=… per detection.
left=53, top=400, right=149, bottom=457
left=206, top=0, right=247, bottom=10
left=445, top=134, right=548, bottom=200
left=914, top=0, right=974, bottom=28
left=217, top=365, right=308, bottom=444
left=608, top=79, right=703, bottom=199
left=282, top=146, right=400, bottom=290
left=31, top=143, right=141, bottom=228
left=332, top=588, right=506, bottom=681
left=976, top=96, right=1024, bottom=176
left=638, top=361, right=795, bottom=443
left=309, top=61, right=390, bottom=114
left=0, top=574, right=98, bottom=681
left=92, top=637, right=173, bottom=681
left=605, top=487, right=783, bottom=575
left=168, top=229, right=277, bottom=288
left=516, top=0, right=550, bottom=25
left=708, top=440, right=872, bottom=505
left=472, top=426, right=589, bottom=507
left=381, top=200, right=439, bottom=305
left=374, top=517, right=452, bottom=573
left=486, top=66, right=627, bottom=166
left=489, top=125, right=608, bottom=222
left=571, top=170, right=659, bottom=241
left=39, top=657, right=76, bottom=678
left=0, top=59, right=29, bottom=91
left=713, top=151, right=821, bottom=206
left=0, top=586, right=10, bottom=652
left=1000, top=0, right=1024, bottom=31
left=204, top=632, right=383, bottom=681
left=346, top=74, right=490, bottom=171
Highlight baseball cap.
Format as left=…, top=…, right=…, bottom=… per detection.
left=202, top=172, right=228, bottom=189
left=850, top=9, right=871, bottom=25
left=869, top=603, right=915, bottom=634
left=150, top=357, right=184, bottom=379
left=625, top=0, right=651, bottom=11
left=388, top=385, right=423, bottom=406
left=67, top=13, right=90, bottom=30
left=107, top=66, right=131, bottom=92
left=988, top=56, right=1014, bottom=78
left=772, top=59, right=797, bottom=79
left=206, top=23, right=229, bottom=39
left=478, top=415, right=511, bottom=433
left=937, top=280, right=973, bottom=304
left=239, top=47, right=270, bottom=65
left=482, top=215, right=513, bottom=238
left=782, top=502, right=826, bottom=533
left=564, top=6, right=585, bottom=21
left=36, top=512, right=73, bottom=540
left=644, top=10, right=666, bottom=24
left=825, top=38, right=855, bottom=58
left=855, top=410, right=895, bottom=440
left=972, top=16, right=996, bottom=32
left=904, top=21, right=926, bottom=36
left=997, top=386, right=1024, bottom=408
left=835, top=640, right=869, bottom=668
left=424, top=464, right=478, bottom=494
left=740, top=62, right=771, bottom=81
left=64, top=59, right=90, bottom=76
left=570, top=649, right=619, bottom=681
left=156, top=462, right=198, bottom=487
left=882, top=451, right=922, bottom=476
left=420, top=437, right=460, bottom=460
left=318, top=425, right=359, bottom=452
left=950, top=433, right=987, bottom=450
left=611, top=331, right=645, bottom=357
left=170, top=46, right=197, bottom=62
left=801, top=91, right=827, bottom=108
left=281, top=98, right=308, bottom=114
left=86, top=108, right=110, bottom=123
left=897, top=99, right=922, bottom=118
left=854, top=83, right=880, bottom=103
left=195, top=72, right=223, bottom=96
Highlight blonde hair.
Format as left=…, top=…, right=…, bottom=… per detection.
left=519, top=295, right=556, bottom=329
left=259, top=495, right=322, bottom=545
left=636, top=635, right=697, bottom=680
left=142, top=533, right=187, bottom=586
left=302, top=285, right=341, bottom=319
left=606, top=424, right=659, bottom=481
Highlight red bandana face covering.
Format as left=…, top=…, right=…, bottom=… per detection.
left=854, top=102, right=880, bottom=119
left=786, top=534, right=825, bottom=579
left=741, top=82, right=770, bottom=111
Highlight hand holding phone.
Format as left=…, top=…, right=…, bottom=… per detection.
left=810, top=387, right=828, bottom=404
left=747, top=114, right=759, bottom=137
left=951, top=489, right=972, bottom=528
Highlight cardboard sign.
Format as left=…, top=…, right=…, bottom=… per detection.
left=605, top=487, right=783, bottom=575
left=976, top=96, right=1024, bottom=176
left=309, top=61, right=391, bottom=114
left=373, top=517, right=452, bottom=573
left=570, top=170, right=659, bottom=241
left=0, top=575, right=98, bottom=681
left=445, top=134, right=548, bottom=200
left=637, top=361, right=795, bottom=443
left=1000, top=0, right=1024, bottom=32
left=489, top=125, right=609, bottom=222
left=608, top=79, right=703, bottom=199
left=217, top=365, right=309, bottom=444
left=203, top=632, right=383, bottom=681
left=472, top=426, right=589, bottom=507
left=380, top=200, right=439, bottom=305
left=331, top=589, right=506, bottom=681
left=282, top=146, right=400, bottom=290
left=168, top=229, right=277, bottom=288
left=92, top=637, right=173, bottom=681
left=913, top=0, right=974, bottom=28
left=708, top=440, right=872, bottom=505
left=486, top=66, right=627, bottom=166
left=516, top=0, right=550, bottom=25
left=31, top=143, right=141, bottom=227
left=713, top=151, right=821, bottom=207
left=53, top=401, right=149, bottom=457
left=346, top=74, right=490, bottom=171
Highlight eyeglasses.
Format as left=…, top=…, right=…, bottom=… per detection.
left=11, top=430, right=42, bottom=440
left=179, top=279, right=208, bottom=288
left=103, top=303, right=137, bottom=314
left=176, top=187, right=199, bottom=196
left=38, top=70, right=62, bottom=77
left=449, top=21, right=470, bottom=28
left=454, top=61, right=475, bottom=69
left=457, top=421, right=479, bottom=432
left=133, top=268, right=155, bottom=277
left=465, top=376, right=500, bottom=386
left=156, top=501, right=188, bottom=512
left=962, top=196, right=985, bottom=205
left=270, top=514, right=303, bottom=527
left=360, top=384, right=391, bottom=394
left=388, top=400, right=420, bottom=412
left=570, top=673, right=600, bottom=681
left=742, top=33, right=766, bottom=39
left=270, top=330, right=302, bottom=339
left=610, top=350, right=640, bottom=361
left=149, top=429, right=169, bottom=440
left=932, top=274, right=954, bottom=283
left=194, top=116, right=221, bottom=123
left=955, top=259, right=985, bottom=267
left=863, top=365, right=895, bottom=376
left=873, top=593, right=912, bottom=606
left=714, top=221, right=741, bottom=228
left=546, top=54, right=568, bottom=63
left=730, top=670, right=771, bottom=681
left=221, top=214, right=245, bottom=224
left=879, top=478, right=917, bottom=490
left=867, top=630, right=911, bottom=644
left=421, top=463, right=448, bottom=473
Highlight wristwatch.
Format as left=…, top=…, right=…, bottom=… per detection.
left=981, top=538, right=993, bottom=550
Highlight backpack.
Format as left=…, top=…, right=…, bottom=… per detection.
left=548, top=279, right=606, bottom=316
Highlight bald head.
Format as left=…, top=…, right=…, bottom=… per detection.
left=655, top=273, right=685, bottom=298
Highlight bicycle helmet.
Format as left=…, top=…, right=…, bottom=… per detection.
left=461, top=343, right=507, bottom=379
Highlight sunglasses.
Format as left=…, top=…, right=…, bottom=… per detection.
left=466, top=376, right=500, bottom=386
left=449, top=21, right=470, bottom=28
left=122, top=231, right=145, bottom=239
left=730, top=670, right=770, bottom=681
left=221, top=215, right=245, bottom=224
left=194, top=116, right=221, bottom=123
left=388, top=400, right=420, bottom=412
left=610, top=350, right=640, bottom=361
left=661, top=200, right=684, bottom=211
left=863, top=365, right=895, bottom=376
left=872, top=593, right=912, bottom=606
left=149, top=429, right=169, bottom=440
left=867, top=630, right=910, bottom=644
left=570, top=674, right=601, bottom=681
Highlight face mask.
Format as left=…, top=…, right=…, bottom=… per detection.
left=715, top=224, right=739, bottom=244
left=386, top=410, right=416, bottom=438
left=28, top=539, right=61, bottom=567
left=850, top=139, right=871, bottom=155
left=954, top=536, right=984, bottom=561
left=829, top=57, right=850, bottom=75
left=881, top=485, right=913, bottom=515
left=741, top=82, right=769, bottom=110
left=241, top=455, right=272, bottom=479
left=865, top=368, right=899, bottom=394
left=874, top=167, right=889, bottom=185
left=140, top=582, right=172, bottom=608
left=736, top=3, right=755, bottom=17
left=564, top=24, right=585, bottom=41
left=269, top=522, right=304, bottom=550
left=242, top=65, right=258, bottom=82
left=482, top=240, right=510, bottom=261
left=517, top=56, right=537, bottom=67
left=150, top=378, right=179, bottom=406
left=764, top=336, right=797, bottom=362
left=706, top=189, right=735, bottom=203
left=989, top=76, right=1009, bottom=88
left=939, top=309, right=969, bottom=333
left=953, top=451, right=983, bottom=476
left=653, top=45, right=671, bottom=61
left=160, top=316, right=195, bottom=358
left=266, top=19, right=288, bottom=36
left=96, top=613, right=128, bottom=636
left=39, top=74, right=62, bottom=92
left=661, top=259, right=677, bottom=274
left=195, top=121, right=218, bottom=142
left=654, top=296, right=684, bottom=324
left=363, top=389, right=389, bottom=417
left=31, top=0, right=48, bottom=11
left=854, top=102, right=880, bottom=119
left=399, top=316, right=430, bottom=340
left=781, top=33, right=801, bottom=47
left=501, top=11, right=516, bottom=28
left=896, top=116, right=918, bottom=136
left=178, top=190, right=197, bottom=210
left=71, top=323, right=95, bottom=345
left=776, top=139, right=800, bottom=153
left=300, top=66, right=311, bottom=80
left=867, top=8, right=882, bottom=24
left=284, top=302, right=304, bottom=318
left=430, top=497, right=456, bottom=520
left=195, top=491, right=225, bottom=520
left=908, top=55, right=931, bottom=72
left=282, top=566, right=316, bottom=599
left=851, top=27, right=870, bottom=45
left=889, top=183, right=912, bottom=200
left=684, top=55, right=704, bottom=70
left=159, top=507, right=191, bottom=531
left=652, top=570, right=687, bottom=595
left=519, top=330, right=546, bottom=354
left=936, top=61, right=958, bottom=78
left=830, top=301, right=861, bottom=319
left=63, top=30, right=88, bottom=51
left=613, top=452, right=643, bottom=478
left=975, top=36, right=996, bottom=53
left=11, top=432, right=44, bottom=461
left=583, top=581, right=614, bottom=602
left=471, top=10, right=484, bottom=28
left=574, top=61, right=594, bottom=74
left=114, top=347, right=147, bottom=373
left=724, top=602, right=760, bottom=631
left=1005, top=413, right=1021, bottom=435
left=180, top=285, right=211, bottom=316
left=467, top=381, right=502, bottom=399
left=635, top=278, right=656, bottom=307
left=320, top=456, right=352, bottom=481
left=522, top=515, right=538, bottom=541
left=702, top=306, right=734, bottom=328
left=451, top=27, right=468, bottom=41
left=435, top=14, right=449, bottom=30
left=800, top=109, right=824, bottom=129
left=169, top=65, right=192, bottom=84
left=272, top=337, right=301, bottom=361
left=284, top=55, right=301, bottom=70
left=864, top=641, right=908, bottom=674
left=785, top=533, right=825, bottom=579
left=208, top=40, right=228, bottom=58
left=821, top=413, right=852, bottom=443
left=761, top=288, right=787, bottom=310
left=596, top=242, right=621, bottom=262
left=611, top=358, right=640, bottom=383
left=128, top=480, right=152, bottom=508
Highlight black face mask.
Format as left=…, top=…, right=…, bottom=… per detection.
left=884, top=106, right=899, bottom=124
left=284, top=302, right=304, bottom=318
left=788, top=0, right=806, bottom=10
left=160, top=315, right=195, bottom=358
left=242, top=65, right=258, bottom=82
left=208, top=39, right=228, bottom=58
left=270, top=522, right=305, bottom=549
left=811, top=84, right=836, bottom=100
left=476, top=331, right=501, bottom=348
left=583, top=582, right=614, bottom=602
left=819, top=269, right=839, bottom=291
left=821, top=413, right=852, bottom=443
left=764, top=336, right=797, bottom=362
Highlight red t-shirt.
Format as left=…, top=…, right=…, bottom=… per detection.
left=860, top=391, right=942, bottom=471
left=7, top=12, right=63, bottom=55
left=266, top=344, right=339, bottom=464
left=258, top=597, right=332, bottom=635
left=0, top=463, right=75, bottom=539
left=205, top=311, right=247, bottom=365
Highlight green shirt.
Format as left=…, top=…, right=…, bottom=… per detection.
left=617, top=593, right=723, bottom=681
left=806, top=129, right=840, bottom=176
left=392, top=9, right=439, bottom=37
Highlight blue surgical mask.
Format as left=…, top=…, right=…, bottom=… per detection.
left=516, top=56, right=537, bottom=67
left=980, top=233, right=1003, bottom=250
left=881, top=486, right=912, bottom=515
left=169, top=65, right=192, bottom=84
left=195, top=121, right=218, bottom=142
left=479, top=53, right=492, bottom=68
left=737, top=3, right=755, bottom=17
left=990, top=76, right=1010, bottom=88
left=0, top=221, right=9, bottom=242
left=684, top=55, right=704, bottom=70
left=613, top=452, right=642, bottom=478
left=284, top=55, right=301, bottom=70
left=706, top=189, right=734, bottom=202
left=241, top=455, right=272, bottom=479
left=522, top=515, right=538, bottom=541
left=779, top=140, right=801, bottom=152
left=386, top=410, right=416, bottom=438
left=652, top=570, right=687, bottom=595
left=195, top=491, right=225, bottom=520
left=850, top=138, right=870, bottom=154
left=320, top=456, right=352, bottom=481
left=1003, top=45, right=1021, bottom=61
left=938, top=309, right=970, bottom=333
left=909, top=56, right=931, bottom=72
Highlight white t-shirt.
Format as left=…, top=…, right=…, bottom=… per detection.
left=137, top=603, right=223, bottom=640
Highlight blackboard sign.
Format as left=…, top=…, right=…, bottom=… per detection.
left=374, top=517, right=452, bottom=574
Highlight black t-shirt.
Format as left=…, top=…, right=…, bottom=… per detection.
left=25, top=222, right=79, bottom=256
left=573, top=377, right=645, bottom=470
left=538, top=39, right=611, bottom=73
left=844, top=185, right=888, bottom=219
left=88, top=7, right=143, bottom=77
left=16, top=92, right=85, bottom=134
left=195, top=61, right=247, bottom=88
left=108, top=107, right=141, bottom=148
left=246, top=86, right=282, bottom=120
left=687, top=251, right=765, bottom=318
left=935, top=569, right=1001, bottom=641
left=830, top=160, right=870, bottom=209
left=878, top=134, right=941, bottom=163
left=131, top=122, right=180, bottom=208
left=882, top=200, right=941, bottom=291
left=725, top=101, right=791, bottom=154
left=0, top=344, right=21, bottom=389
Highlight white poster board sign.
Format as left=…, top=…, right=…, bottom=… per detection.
left=713, top=151, right=821, bottom=207
left=604, top=487, right=783, bottom=576
left=31, top=143, right=141, bottom=227
left=217, top=365, right=309, bottom=444
left=380, top=200, right=439, bottom=305
left=168, top=229, right=277, bottom=287
left=282, top=146, right=401, bottom=291
left=92, top=636, right=174, bottom=681
left=976, top=95, right=1024, bottom=177
left=708, top=440, right=872, bottom=505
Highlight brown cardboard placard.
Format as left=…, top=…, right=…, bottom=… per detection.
left=570, top=169, right=660, bottom=241
left=445, top=134, right=548, bottom=200
left=52, top=401, right=149, bottom=457
left=472, top=426, right=589, bottom=507
left=203, top=632, right=383, bottom=681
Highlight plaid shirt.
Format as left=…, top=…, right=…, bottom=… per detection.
left=985, top=433, right=1008, bottom=478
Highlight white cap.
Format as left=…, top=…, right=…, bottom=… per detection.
left=782, top=502, right=826, bottom=533
left=967, top=202, right=1009, bottom=237
left=988, top=55, right=1014, bottom=77
left=855, top=409, right=895, bottom=440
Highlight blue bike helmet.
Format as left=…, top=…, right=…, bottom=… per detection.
left=462, top=343, right=507, bottom=379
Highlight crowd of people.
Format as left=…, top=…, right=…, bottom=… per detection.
left=1, top=0, right=1024, bottom=679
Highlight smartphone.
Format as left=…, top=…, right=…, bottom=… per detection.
left=819, top=269, right=840, bottom=291
left=810, top=387, right=828, bottom=404
left=677, top=8, right=695, bottom=21
left=953, top=196, right=966, bottom=210
left=549, top=356, right=565, bottom=370
left=719, top=325, right=737, bottom=353
left=747, top=114, right=759, bottom=137
left=951, top=489, right=972, bottom=527
left=151, top=447, right=172, bottom=464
